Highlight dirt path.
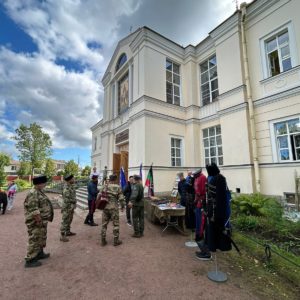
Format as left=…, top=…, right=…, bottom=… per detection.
left=0, top=191, right=257, bottom=300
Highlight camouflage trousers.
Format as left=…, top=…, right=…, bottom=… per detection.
left=25, top=220, right=48, bottom=261
left=60, top=205, right=75, bottom=235
left=101, top=208, right=119, bottom=239
left=132, top=205, right=144, bottom=235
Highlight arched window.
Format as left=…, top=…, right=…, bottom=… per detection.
left=115, top=53, right=127, bottom=72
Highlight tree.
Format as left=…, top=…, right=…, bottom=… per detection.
left=13, top=123, right=52, bottom=178
left=44, top=159, right=56, bottom=180
left=0, top=153, right=10, bottom=186
left=81, top=165, right=91, bottom=177
left=64, top=160, right=79, bottom=176
left=17, top=161, right=31, bottom=176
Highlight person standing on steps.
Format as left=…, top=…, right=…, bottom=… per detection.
left=123, top=176, right=133, bottom=225
left=60, top=174, right=77, bottom=242
left=128, top=175, right=144, bottom=238
left=24, top=175, right=54, bottom=268
left=84, top=175, right=99, bottom=226
left=100, top=174, right=125, bottom=247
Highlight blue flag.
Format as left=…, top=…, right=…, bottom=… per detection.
left=139, top=163, right=143, bottom=181
left=120, top=167, right=127, bottom=190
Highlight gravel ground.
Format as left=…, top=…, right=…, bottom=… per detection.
left=0, top=191, right=257, bottom=300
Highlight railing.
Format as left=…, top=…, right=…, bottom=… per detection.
left=44, top=177, right=90, bottom=193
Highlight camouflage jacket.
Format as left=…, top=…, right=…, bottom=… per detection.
left=24, top=188, right=53, bottom=222
left=99, top=183, right=125, bottom=210
left=62, top=184, right=77, bottom=207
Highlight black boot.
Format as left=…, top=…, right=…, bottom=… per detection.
left=36, top=250, right=50, bottom=260
left=84, top=214, right=90, bottom=225
left=89, top=215, right=98, bottom=226
left=25, top=259, right=42, bottom=268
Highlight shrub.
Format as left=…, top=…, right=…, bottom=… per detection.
left=232, top=193, right=283, bottom=220
left=15, top=179, right=30, bottom=191
left=234, top=215, right=259, bottom=231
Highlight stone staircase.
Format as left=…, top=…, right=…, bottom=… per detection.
left=76, top=187, right=89, bottom=210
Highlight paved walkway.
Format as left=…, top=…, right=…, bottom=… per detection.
left=0, top=191, right=256, bottom=300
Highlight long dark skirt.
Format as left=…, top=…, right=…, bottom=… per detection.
left=185, top=193, right=195, bottom=229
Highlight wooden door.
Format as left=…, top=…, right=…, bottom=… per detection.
left=113, top=153, right=121, bottom=181
left=120, top=151, right=129, bottom=180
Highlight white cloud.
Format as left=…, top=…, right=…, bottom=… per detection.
left=0, top=0, right=254, bottom=154
left=3, top=0, right=141, bottom=71
left=0, top=47, right=101, bottom=148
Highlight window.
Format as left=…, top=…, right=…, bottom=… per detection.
left=200, top=55, right=219, bottom=106
left=265, top=30, right=292, bottom=77
left=203, top=125, right=223, bottom=166
left=94, top=137, right=97, bottom=151
left=115, top=53, right=127, bottom=72
left=166, top=59, right=181, bottom=106
left=171, top=138, right=182, bottom=167
left=11, top=166, right=16, bottom=171
left=118, top=73, right=129, bottom=114
left=274, top=117, right=300, bottom=161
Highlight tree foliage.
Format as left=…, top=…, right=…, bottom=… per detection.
left=17, top=161, right=31, bottom=176
left=0, top=152, right=10, bottom=186
left=64, top=160, right=79, bottom=176
left=81, top=165, right=91, bottom=177
left=44, top=158, right=56, bottom=179
left=13, top=123, right=52, bottom=177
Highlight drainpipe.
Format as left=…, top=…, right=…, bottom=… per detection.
left=240, top=2, right=261, bottom=192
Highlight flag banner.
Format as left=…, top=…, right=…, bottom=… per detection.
left=120, top=167, right=127, bottom=190
left=139, top=163, right=143, bottom=181
left=145, top=165, right=154, bottom=196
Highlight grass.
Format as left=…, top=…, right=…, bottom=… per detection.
left=221, top=232, right=300, bottom=300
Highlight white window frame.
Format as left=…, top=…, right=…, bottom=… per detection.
left=199, top=54, right=219, bottom=106
left=166, top=59, right=181, bottom=106
left=202, top=125, right=223, bottom=166
left=170, top=136, right=184, bottom=167
left=269, top=115, right=300, bottom=163
left=260, top=22, right=298, bottom=79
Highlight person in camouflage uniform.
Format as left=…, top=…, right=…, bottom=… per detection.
left=128, top=175, right=144, bottom=238
left=100, top=174, right=125, bottom=246
left=24, top=175, right=53, bottom=268
left=60, top=174, right=77, bottom=242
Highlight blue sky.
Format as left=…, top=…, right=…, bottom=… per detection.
left=0, top=0, right=250, bottom=168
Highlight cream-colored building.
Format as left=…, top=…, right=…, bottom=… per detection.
left=91, top=0, right=300, bottom=197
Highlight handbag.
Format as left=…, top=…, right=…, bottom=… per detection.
left=95, top=185, right=108, bottom=210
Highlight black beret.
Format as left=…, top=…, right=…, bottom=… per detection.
left=109, top=174, right=117, bottom=181
left=133, top=175, right=141, bottom=180
left=64, top=174, right=74, bottom=181
left=33, top=175, right=48, bottom=185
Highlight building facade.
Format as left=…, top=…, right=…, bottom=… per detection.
left=91, top=0, right=300, bottom=196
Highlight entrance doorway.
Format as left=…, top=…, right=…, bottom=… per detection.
left=113, top=151, right=128, bottom=181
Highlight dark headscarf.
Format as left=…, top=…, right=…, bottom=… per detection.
left=206, top=163, right=220, bottom=176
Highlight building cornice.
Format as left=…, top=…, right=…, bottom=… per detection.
left=218, top=102, right=248, bottom=117
left=218, top=85, right=246, bottom=100
left=209, top=12, right=239, bottom=42
left=254, top=86, right=300, bottom=108
left=90, top=119, right=103, bottom=131
left=245, top=0, right=281, bottom=24
left=101, top=28, right=141, bottom=84
left=130, top=28, right=185, bottom=60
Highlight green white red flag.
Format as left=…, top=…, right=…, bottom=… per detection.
left=145, top=165, right=154, bottom=196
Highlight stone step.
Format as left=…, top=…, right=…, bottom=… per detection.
left=76, top=187, right=88, bottom=210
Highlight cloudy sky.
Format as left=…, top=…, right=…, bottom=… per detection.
left=0, top=0, right=251, bottom=167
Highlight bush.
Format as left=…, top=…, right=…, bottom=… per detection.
left=232, top=193, right=283, bottom=220
left=234, top=215, right=260, bottom=231
left=14, top=179, right=30, bottom=191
